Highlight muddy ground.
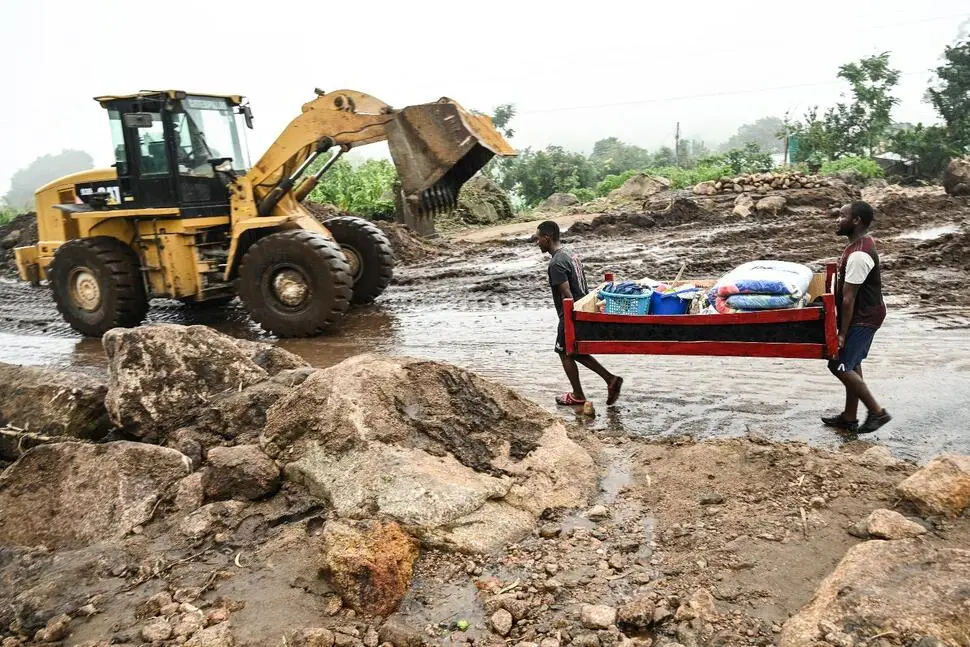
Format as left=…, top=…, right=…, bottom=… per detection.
left=1, top=183, right=969, bottom=646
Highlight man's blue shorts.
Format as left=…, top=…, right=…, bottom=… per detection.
left=828, top=325, right=877, bottom=374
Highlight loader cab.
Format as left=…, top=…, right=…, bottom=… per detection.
left=95, top=91, right=252, bottom=216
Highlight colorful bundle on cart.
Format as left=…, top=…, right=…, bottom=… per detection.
left=706, top=261, right=814, bottom=314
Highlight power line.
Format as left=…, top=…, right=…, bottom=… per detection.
left=519, top=70, right=932, bottom=116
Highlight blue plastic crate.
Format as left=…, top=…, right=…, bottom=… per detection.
left=601, top=290, right=652, bottom=315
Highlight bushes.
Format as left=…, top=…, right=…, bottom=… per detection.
left=0, top=207, right=16, bottom=226
left=305, top=158, right=397, bottom=219
left=820, top=157, right=884, bottom=180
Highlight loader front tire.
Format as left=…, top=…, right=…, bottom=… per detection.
left=237, top=230, right=353, bottom=337
left=48, top=237, right=149, bottom=337
left=324, top=216, right=395, bottom=304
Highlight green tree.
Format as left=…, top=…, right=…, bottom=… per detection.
left=588, top=137, right=651, bottom=176
left=926, top=38, right=970, bottom=151
left=723, top=143, right=774, bottom=174
left=490, top=103, right=517, bottom=139
left=499, top=146, right=598, bottom=206
left=827, top=53, right=901, bottom=156
left=889, top=124, right=956, bottom=178
left=3, top=149, right=94, bottom=210
left=720, top=117, right=785, bottom=154
left=650, top=146, right=677, bottom=168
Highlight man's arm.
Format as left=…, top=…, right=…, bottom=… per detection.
left=557, top=281, right=574, bottom=301
left=838, top=282, right=859, bottom=348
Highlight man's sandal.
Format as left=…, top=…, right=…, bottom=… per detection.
left=555, top=393, right=586, bottom=406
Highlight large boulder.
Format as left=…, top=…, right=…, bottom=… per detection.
left=608, top=174, right=670, bottom=202
left=0, top=441, right=191, bottom=549
left=320, top=519, right=419, bottom=616
left=896, top=454, right=970, bottom=518
left=104, top=325, right=308, bottom=442
left=733, top=193, right=755, bottom=217
left=779, top=539, right=970, bottom=646
left=261, top=354, right=596, bottom=553
left=0, top=362, right=110, bottom=457
left=454, top=175, right=514, bottom=225
left=943, top=156, right=970, bottom=196
left=755, top=195, right=786, bottom=215
left=540, top=193, right=580, bottom=210
left=692, top=181, right=717, bottom=196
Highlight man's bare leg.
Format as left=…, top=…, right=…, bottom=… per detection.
left=844, top=362, right=862, bottom=420
left=559, top=353, right=586, bottom=400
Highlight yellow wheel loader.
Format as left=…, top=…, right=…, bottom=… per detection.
left=14, top=89, right=515, bottom=337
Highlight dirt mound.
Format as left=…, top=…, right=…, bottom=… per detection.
left=0, top=212, right=38, bottom=278
left=568, top=198, right=713, bottom=237
left=373, top=221, right=443, bottom=265
left=303, top=201, right=443, bottom=266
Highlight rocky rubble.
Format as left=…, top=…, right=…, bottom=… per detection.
left=1, top=324, right=969, bottom=647
left=693, top=171, right=839, bottom=196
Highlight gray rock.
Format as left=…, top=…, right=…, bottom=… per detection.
left=780, top=539, right=970, bottom=646
left=540, top=193, right=580, bottom=210
left=699, top=493, right=724, bottom=505
left=0, top=441, right=190, bottom=549
left=857, top=446, right=902, bottom=469
left=0, top=362, right=110, bottom=458
left=865, top=509, right=928, bottom=540
left=103, top=324, right=307, bottom=442
left=755, top=195, right=786, bottom=215
left=896, top=454, right=970, bottom=518
left=185, top=622, right=235, bottom=647
left=141, top=617, right=173, bottom=642
left=570, top=634, right=601, bottom=647
left=378, top=616, right=424, bottom=647
left=580, top=604, right=617, bottom=630
left=261, top=354, right=596, bottom=553
left=617, top=596, right=654, bottom=630
left=587, top=505, right=610, bottom=521
left=491, top=608, right=513, bottom=636
left=203, top=444, right=280, bottom=501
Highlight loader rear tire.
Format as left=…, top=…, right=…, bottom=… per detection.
left=324, top=216, right=395, bottom=304
left=48, top=237, right=149, bottom=337
left=237, top=230, right=353, bottom=337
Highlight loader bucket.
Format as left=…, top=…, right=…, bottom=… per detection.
left=386, top=99, right=516, bottom=216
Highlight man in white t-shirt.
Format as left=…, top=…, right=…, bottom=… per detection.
left=822, top=201, right=890, bottom=434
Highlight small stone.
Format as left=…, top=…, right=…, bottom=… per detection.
left=653, top=605, right=673, bottom=625
left=78, top=603, right=98, bottom=617
left=186, top=622, right=234, bottom=647
left=142, top=616, right=174, bottom=642
left=491, top=609, right=513, bottom=636
left=587, top=505, right=610, bottom=521
left=866, top=508, right=929, bottom=540
left=543, top=578, right=563, bottom=591
left=847, top=519, right=870, bottom=538
left=174, top=612, right=205, bottom=637
left=617, top=596, right=654, bottom=630
left=180, top=602, right=200, bottom=614
left=825, top=630, right=854, bottom=647
left=161, top=602, right=181, bottom=617
left=608, top=554, right=625, bottom=570
left=858, top=446, right=902, bottom=468
left=810, top=496, right=827, bottom=509
left=540, top=639, right=561, bottom=647
left=539, top=524, right=562, bottom=539
left=363, top=626, right=379, bottom=647
left=570, top=634, right=601, bottom=647
left=34, top=614, right=72, bottom=642
left=174, top=587, right=203, bottom=603
left=688, top=589, right=717, bottom=622
left=207, top=608, right=230, bottom=625
left=333, top=633, right=362, bottom=647
left=517, top=643, right=540, bottom=647
left=323, top=593, right=343, bottom=616
left=545, top=563, right=559, bottom=576
left=580, top=604, right=617, bottom=629
left=301, top=628, right=336, bottom=647
left=700, top=493, right=724, bottom=505
left=139, top=591, right=174, bottom=617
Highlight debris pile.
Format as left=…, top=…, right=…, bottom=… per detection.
left=693, top=171, right=839, bottom=196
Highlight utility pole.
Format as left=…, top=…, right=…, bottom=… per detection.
left=674, top=122, right=681, bottom=167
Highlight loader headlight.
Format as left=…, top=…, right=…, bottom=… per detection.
left=215, top=159, right=233, bottom=173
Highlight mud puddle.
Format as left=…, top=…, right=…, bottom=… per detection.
left=895, top=223, right=961, bottom=240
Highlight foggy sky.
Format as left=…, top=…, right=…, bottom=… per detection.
left=0, top=0, right=967, bottom=197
